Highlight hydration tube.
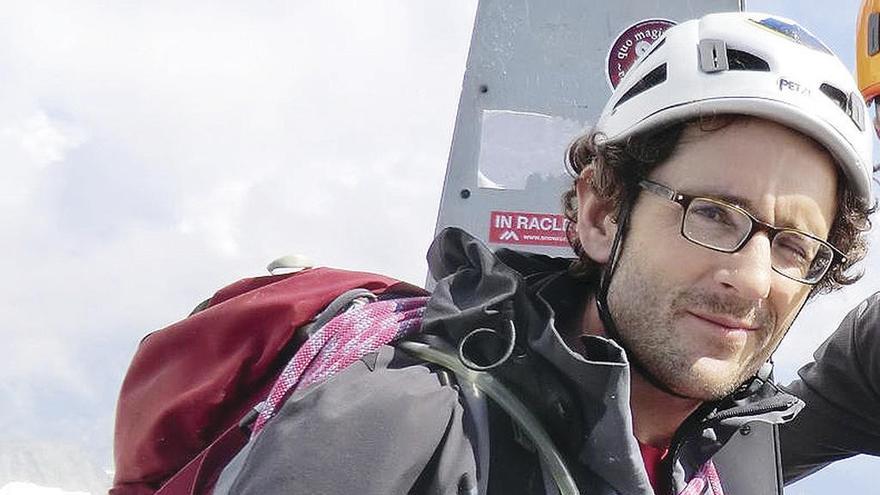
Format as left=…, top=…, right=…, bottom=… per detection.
left=397, top=339, right=580, bottom=495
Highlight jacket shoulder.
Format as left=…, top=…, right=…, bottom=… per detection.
left=223, top=345, right=478, bottom=494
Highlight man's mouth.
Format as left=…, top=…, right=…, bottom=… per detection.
left=686, top=310, right=760, bottom=333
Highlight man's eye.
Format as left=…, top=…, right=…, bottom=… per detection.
left=776, top=236, right=814, bottom=264
left=691, top=203, right=734, bottom=225
left=779, top=242, right=807, bottom=261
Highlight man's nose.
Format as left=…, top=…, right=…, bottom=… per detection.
left=713, top=233, right=773, bottom=299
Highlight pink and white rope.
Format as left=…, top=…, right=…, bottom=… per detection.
left=251, top=296, right=429, bottom=435
left=678, top=460, right=724, bottom=495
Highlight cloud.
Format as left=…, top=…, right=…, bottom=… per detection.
left=2, top=113, right=85, bottom=169
left=0, top=0, right=478, bottom=472
left=177, top=179, right=255, bottom=258
left=0, top=483, right=91, bottom=495
left=0, top=111, right=85, bottom=213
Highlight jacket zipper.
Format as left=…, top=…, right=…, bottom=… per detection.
left=664, top=397, right=797, bottom=493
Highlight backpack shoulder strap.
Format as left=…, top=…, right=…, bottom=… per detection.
left=397, top=337, right=580, bottom=495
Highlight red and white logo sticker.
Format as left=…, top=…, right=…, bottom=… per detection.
left=606, top=18, right=676, bottom=89
left=489, top=211, right=569, bottom=247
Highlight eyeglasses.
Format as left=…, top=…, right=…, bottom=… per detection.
left=638, top=179, right=845, bottom=285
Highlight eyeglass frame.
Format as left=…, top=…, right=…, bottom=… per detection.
left=637, top=178, right=846, bottom=285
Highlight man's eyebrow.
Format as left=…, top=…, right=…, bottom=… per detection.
left=706, top=192, right=756, bottom=213
left=682, top=188, right=759, bottom=215
left=690, top=190, right=811, bottom=231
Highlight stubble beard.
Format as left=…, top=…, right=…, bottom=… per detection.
left=605, top=254, right=781, bottom=401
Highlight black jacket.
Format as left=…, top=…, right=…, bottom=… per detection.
left=216, top=229, right=879, bottom=494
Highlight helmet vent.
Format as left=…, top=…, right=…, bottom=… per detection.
left=820, top=83, right=848, bottom=111
left=820, top=83, right=865, bottom=131
left=613, top=64, right=667, bottom=110
left=726, top=49, right=770, bottom=72
left=847, top=92, right=865, bottom=131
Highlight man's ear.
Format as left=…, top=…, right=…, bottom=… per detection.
left=574, top=168, right=618, bottom=264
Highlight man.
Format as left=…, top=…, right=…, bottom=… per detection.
left=214, top=12, right=874, bottom=494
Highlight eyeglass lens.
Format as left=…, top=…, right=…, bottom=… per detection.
left=682, top=198, right=833, bottom=282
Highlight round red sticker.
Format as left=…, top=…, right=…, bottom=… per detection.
left=606, top=19, right=676, bottom=89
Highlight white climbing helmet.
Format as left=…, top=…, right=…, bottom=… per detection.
left=595, top=12, right=874, bottom=207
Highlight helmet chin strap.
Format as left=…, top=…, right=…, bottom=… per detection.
left=594, top=197, right=703, bottom=401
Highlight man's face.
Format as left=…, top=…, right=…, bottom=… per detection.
left=598, top=118, right=838, bottom=400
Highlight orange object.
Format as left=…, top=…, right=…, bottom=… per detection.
left=857, top=0, right=880, bottom=102
left=857, top=0, right=880, bottom=137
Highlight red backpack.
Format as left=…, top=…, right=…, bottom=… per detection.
left=111, top=266, right=427, bottom=495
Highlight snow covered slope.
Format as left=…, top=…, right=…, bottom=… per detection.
left=0, top=441, right=108, bottom=495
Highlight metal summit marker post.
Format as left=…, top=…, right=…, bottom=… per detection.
left=433, top=0, right=742, bottom=258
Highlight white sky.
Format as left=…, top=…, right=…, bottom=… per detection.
left=0, top=0, right=877, bottom=493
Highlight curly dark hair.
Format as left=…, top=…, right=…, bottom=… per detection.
left=561, top=116, right=874, bottom=296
